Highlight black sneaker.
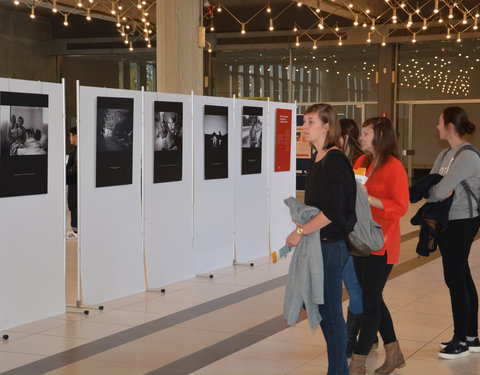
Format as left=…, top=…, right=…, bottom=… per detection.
left=438, top=339, right=470, bottom=359
left=440, top=337, right=480, bottom=352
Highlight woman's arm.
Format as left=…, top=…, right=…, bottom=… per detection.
left=285, top=211, right=331, bottom=247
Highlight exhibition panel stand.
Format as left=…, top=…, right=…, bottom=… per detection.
left=0, top=78, right=65, bottom=331
left=78, top=84, right=144, bottom=306
left=268, top=102, right=297, bottom=254
left=192, top=96, right=235, bottom=275
left=143, top=91, right=195, bottom=289
left=233, top=98, right=270, bottom=264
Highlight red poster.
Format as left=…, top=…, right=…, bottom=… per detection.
left=274, top=108, right=292, bottom=172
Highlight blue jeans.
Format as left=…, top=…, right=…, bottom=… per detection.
left=318, top=239, right=349, bottom=375
left=343, top=255, right=363, bottom=314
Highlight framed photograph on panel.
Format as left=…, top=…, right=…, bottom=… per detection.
left=96, top=96, right=134, bottom=188
left=0, top=91, right=48, bottom=198
left=204, top=105, right=228, bottom=180
left=241, top=106, right=263, bottom=175
left=153, top=101, right=183, bottom=183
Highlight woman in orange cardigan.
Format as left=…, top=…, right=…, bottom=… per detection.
left=349, top=117, right=409, bottom=375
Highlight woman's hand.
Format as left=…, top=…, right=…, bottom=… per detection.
left=286, top=229, right=302, bottom=247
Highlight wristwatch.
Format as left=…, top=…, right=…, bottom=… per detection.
left=296, top=226, right=305, bottom=236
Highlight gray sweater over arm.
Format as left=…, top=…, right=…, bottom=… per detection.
left=429, top=142, right=480, bottom=220
left=283, top=197, right=324, bottom=332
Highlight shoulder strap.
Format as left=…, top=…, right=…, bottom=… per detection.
left=439, top=148, right=451, bottom=165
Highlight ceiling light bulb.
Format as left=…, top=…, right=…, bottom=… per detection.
left=474, top=19, right=478, bottom=29
left=448, top=7, right=453, bottom=19
left=142, top=1, right=146, bottom=4
left=210, top=24, right=214, bottom=31
left=371, top=19, right=375, bottom=30
left=434, top=0, right=439, bottom=13
left=367, top=33, right=371, bottom=43
left=208, top=47, right=212, bottom=53
left=313, top=40, right=317, bottom=49
left=423, top=18, right=427, bottom=29
left=354, top=13, right=359, bottom=26
left=124, top=37, right=128, bottom=44
left=457, top=33, right=461, bottom=42
left=297, top=2, right=302, bottom=7
left=86, top=8, right=91, bottom=20
left=217, top=4, right=221, bottom=12
left=77, top=1, right=83, bottom=7
left=400, top=2, right=406, bottom=8
left=382, top=36, right=386, bottom=46
left=412, top=32, right=416, bottom=43
left=14, top=0, right=19, bottom=5
left=362, top=22, right=367, bottom=27
left=147, top=43, right=151, bottom=48
left=407, top=14, right=412, bottom=27
left=241, top=24, right=245, bottom=34
left=446, top=28, right=451, bottom=38
left=118, top=5, right=123, bottom=10
left=293, top=24, right=298, bottom=32
left=318, top=17, right=324, bottom=29
left=129, top=41, right=133, bottom=51
left=126, top=25, right=130, bottom=29
left=462, top=13, right=467, bottom=24
left=338, top=36, right=342, bottom=46
left=116, top=15, right=121, bottom=27
left=30, top=6, right=35, bottom=19
left=335, top=23, right=339, bottom=32
left=295, top=36, right=299, bottom=47
left=269, top=18, right=274, bottom=31
left=438, top=17, right=443, bottom=23
left=137, top=1, right=142, bottom=9
left=348, top=2, right=353, bottom=8
left=64, top=14, right=68, bottom=26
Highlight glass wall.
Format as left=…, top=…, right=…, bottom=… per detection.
left=213, top=44, right=378, bottom=103
left=398, top=38, right=480, bottom=101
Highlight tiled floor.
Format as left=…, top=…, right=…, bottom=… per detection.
left=1, top=201, right=480, bottom=374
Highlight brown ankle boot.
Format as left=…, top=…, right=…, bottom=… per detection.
left=349, top=353, right=367, bottom=375
left=374, top=341, right=406, bottom=374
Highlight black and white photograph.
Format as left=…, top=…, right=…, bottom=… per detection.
left=153, top=101, right=183, bottom=183
left=96, top=96, right=134, bottom=188
left=0, top=91, right=48, bottom=197
left=204, top=105, right=228, bottom=180
left=241, top=106, right=263, bottom=175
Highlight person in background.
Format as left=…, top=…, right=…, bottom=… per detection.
left=66, top=127, right=78, bottom=238
left=286, top=104, right=356, bottom=375
left=349, top=117, right=409, bottom=375
left=429, top=107, right=480, bottom=359
left=339, top=118, right=375, bottom=358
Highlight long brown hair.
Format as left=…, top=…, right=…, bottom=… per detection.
left=362, top=117, right=399, bottom=171
left=443, top=106, right=475, bottom=137
left=304, top=103, right=342, bottom=151
left=340, top=118, right=363, bottom=165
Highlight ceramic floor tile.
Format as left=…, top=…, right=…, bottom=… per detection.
left=0, top=334, right=90, bottom=356
left=6, top=318, right=67, bottom=335
left=44, top=358, right=154, bottom=375
left=286, top=363, right=328, bottom=375
left=85, top=309, right=165, bottom=326
left=0, top=351, right=45, bottom=373
left=264, top=325, right=326, bottom=348
left=40, top=320, right=132, bottom=340
left=191, top=354, right=306, bottom=375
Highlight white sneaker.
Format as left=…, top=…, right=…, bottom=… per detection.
left=67, top=231, right=78, bottom=240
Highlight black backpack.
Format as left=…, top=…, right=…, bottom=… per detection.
left=439, top=144, right=480, bottom=218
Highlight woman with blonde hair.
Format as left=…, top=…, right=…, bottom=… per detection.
left=286, top=103, right=356, bottom=375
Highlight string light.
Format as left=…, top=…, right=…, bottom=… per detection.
left=210, top=21, right=214, bottom=32
left=338, top=35, right=342, bottom=46
left=269, top=18, right=274, bottom=31
left=313, top=40, right=317, bottom=49
left=392, top=8, right=397, bottom=23
left=266, top=0, right=271, bottom=13
left=318, top=17, right=324, bottom=29
left=457, top=32, right=461, bottom=42
left=367, top=32, right=371, bottom=43
left=474, top=18, right=478, bottom=30
left=297, top=2, right=302, bottom=7
left=353, top=13, right=359, bottom=26
left=446, top=28, right=451, bottom=39
left=335, top=23, right=339, bottom=32
left=52, top=0, right=57, bottom=13
left=348, top=2, right=353, bottom=8
left=116, top=15, right=121, bottom=27
left=293, top=24, right=298, bottom=32
left=86, top=8, right=91, bottom=21
left=129, top=41, right=133, bottom=51
left=14, top=0, right=19, bottom=5
left=407, top=14, right=413, bottom=27
left=63, top=14, right=69, bottom=26
left=77, top=1, right=83, bottom=8
left=295, top=35, right=300, bottom=47
left=448, top=6, right=453, bottom=19
left=30, top=6, right=35, bottom=19
left=462, top=13, right=467, bottom=24
left=241, top=24, right=245, bottom=34
left=382, top=36, right=386, bottom=46
left=412, top=32, right=416, bottom=43
left=316, top=0, right=320, bottom=13
left=423, top=18, right=427, bottom=29
left=434, top=0, right=439, bottom=13
left=371, top=19, right=375, bottom=30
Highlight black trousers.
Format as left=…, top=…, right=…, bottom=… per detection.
left=353, top=253, right=396, bottom=355
left=67, top=183, right=78, bottom=229
left=438, top=217, right=480, bottom=341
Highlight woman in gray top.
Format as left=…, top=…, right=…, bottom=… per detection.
left=429, top=106, right=480, bottom=360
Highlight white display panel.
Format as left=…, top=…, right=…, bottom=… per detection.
left=268, top=103, right=297, bottom=253
left=143, top=92, right=194, bottom=288
left=78, top=86, right=144, bottom=305
left=0, top=78, right=65, bottom=330
left=192, top=96, right=235, bottom=274
left=234, top=99, right=269, bottom=263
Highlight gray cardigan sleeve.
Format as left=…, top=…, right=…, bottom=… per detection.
left=429, top=150, right=480, bottom=201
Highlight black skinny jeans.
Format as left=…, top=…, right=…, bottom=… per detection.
left=353, top=253, right=396, bottom=355
left=438, top=217, right=480, bottom=341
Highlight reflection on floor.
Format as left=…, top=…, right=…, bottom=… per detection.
left=1, top=200, right=479, bottom=374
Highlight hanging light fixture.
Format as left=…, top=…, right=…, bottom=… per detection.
left=63, top=14, right=69, bottom=26
left=295, top=36, right=300, bottom=47
left=30, top=6, right=35, bottom=19
left=269, top=18, right=274, bottom=31
left=86, top=8, right=91, bottom=21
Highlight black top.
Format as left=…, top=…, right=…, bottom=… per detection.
left=305, top=149, right=357, bottom=243
left=66, top=146, right=77, bottom=185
